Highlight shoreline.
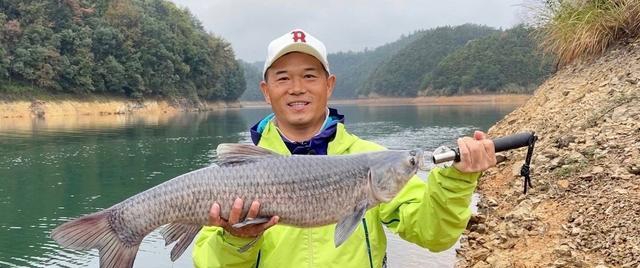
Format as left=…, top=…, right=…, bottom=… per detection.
left=0, top=97, right=242, bottom=120
left=242, top=94, right=531, bottom=108
left=0, top=94, right=531, bottom=120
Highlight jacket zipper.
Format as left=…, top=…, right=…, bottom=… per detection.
left=362, top=219, right=374, bottom=268
left=255, top=250, right=261, bottom=268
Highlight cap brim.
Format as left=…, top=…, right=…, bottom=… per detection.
left=263, top=43, right=330, bottom=78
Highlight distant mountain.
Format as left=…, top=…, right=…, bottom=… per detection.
left=360, top=24, right=498, bottom=97
left=328, top=31, right=425, bottom=99
left=239, top=60, right=263, bottom=101
left=422, top=25, right=554, bottom=95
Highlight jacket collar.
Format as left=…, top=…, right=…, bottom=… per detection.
left=250, top=107, right=350, bottom=155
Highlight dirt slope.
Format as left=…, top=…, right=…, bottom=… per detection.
left=457, top=41, right=640, bottom=267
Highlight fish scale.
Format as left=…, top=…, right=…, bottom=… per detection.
left=50, top=143, right=423, bottom=268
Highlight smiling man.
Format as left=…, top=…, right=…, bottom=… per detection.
left=192, top=29, right=496, bottom=267
left=260, top=51, right=335, bottom=142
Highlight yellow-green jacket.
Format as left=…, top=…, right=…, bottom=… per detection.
left=192, top=121, right=480, bottom=268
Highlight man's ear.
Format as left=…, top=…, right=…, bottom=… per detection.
left=326, top=74, right=336, bottom=99
left=260, top=81, right=271, bottom=104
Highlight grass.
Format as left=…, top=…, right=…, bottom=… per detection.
left=0, top=81, right=130, bottom=102
left=554, top=161, right=589, bottom=178
left=534, top=0, right=640, bottom=67
left=0, top=81, right=44, bottom=101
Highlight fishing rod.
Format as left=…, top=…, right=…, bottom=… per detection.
left=431, top=132, right=538, bottom=193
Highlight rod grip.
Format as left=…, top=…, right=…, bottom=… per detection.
left=493, top=132, right=535, bottom=153
left=431, top=132, right=535, bottom=164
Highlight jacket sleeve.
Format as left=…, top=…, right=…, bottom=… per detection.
left=378, top=166, right=480, bottom=252
left=192, top=226, right=262, bottom=268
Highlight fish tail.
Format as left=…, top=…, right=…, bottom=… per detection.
left=51, top=210, right=140, bottom=268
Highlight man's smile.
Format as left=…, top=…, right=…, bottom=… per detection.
left=287, top=101, right=311, bottom=111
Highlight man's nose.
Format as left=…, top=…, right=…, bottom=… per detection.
left=288, top=77, right=307, bottom=95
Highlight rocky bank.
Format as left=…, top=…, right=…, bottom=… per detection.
left=456, top=40, right=640, bottom=267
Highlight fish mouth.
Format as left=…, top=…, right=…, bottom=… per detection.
left=416, top=150, right=430, bottom=171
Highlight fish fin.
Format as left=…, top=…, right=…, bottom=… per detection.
left=50, top=210, right=140, bottom=268
left=163, top=224, right=201, bottom=261
left=238, top=235, right=261, bottom=253
left=100, top=241, right=140, bottom=268
left=368, top=169, right=392, bottom=202
left=231, top=217, right=270, bottom=228
left=216, top=143, right=281, bottom=166
left=334, top=201, right=368, bottom=248
left=171, top=225, right=202, bottom=261
left=160, top=223, right=197, bottom=246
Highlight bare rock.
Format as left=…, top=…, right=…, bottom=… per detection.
left=592, top=166, right=605, bottom=174
left=557, top=179, right=570, bottom=189
left=555, top=136, right=576, bottom=148
left=627, top=164, right=640, bottom=175
left=554, top=244, right=572, bottom=257
left=549, top=157, right=563, bottom=169
left=472, top=261, right=491, bottom=268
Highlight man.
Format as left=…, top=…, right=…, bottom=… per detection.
left=192, top=29, right=496, bottom=267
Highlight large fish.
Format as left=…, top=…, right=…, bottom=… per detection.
left=51, top=143, right=424, bottom=268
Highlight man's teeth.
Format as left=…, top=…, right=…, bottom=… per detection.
left=289, top=102, right=308, bottom=106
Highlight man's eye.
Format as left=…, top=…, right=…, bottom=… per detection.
left=304, top=74, right=316, bottom=79
left=277, top=77, right=289, bottom=81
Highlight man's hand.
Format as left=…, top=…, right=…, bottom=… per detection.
left=208, top=198, right=279, bottom=238
left=453, top=131, right=497, bottom=173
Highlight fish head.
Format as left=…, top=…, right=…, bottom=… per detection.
left=367, top=149, right=424, bottom=202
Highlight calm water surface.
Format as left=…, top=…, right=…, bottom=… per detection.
left=0, top=104, right=518, bottom=267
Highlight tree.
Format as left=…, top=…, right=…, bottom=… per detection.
left=423, top=25, right=554, bottom=95
left=362, top=24, right=497, bottom=97
left=0, top=0, right=246, bottom=101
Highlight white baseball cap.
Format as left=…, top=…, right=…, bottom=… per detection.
left=263, top=29, right=330, bottom=79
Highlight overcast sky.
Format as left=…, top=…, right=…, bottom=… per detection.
left=170, top=0, right=527, bottom=62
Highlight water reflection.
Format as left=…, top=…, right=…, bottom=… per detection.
left=0, top=111, right=248, bottom=267
left=0, top=104, right=517, bottom=267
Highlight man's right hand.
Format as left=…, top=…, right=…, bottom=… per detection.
left=208, top=198, right=279, bottom=238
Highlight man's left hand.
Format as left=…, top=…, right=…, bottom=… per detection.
left=453, top=130, right=497, bottom=173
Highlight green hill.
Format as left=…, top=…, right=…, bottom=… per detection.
left=239, top=60, right=263, bottom=101
left=0, top=0, right=244, bottom=101
left=328, top=32, right=424, bottom=99
left=423, top=25, right=554, bottom=95
left=360, top=24, right=498, bottom=97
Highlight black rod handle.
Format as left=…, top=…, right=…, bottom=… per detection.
left=493, top=132, right=535, bottom=152
left=432, top=132, right=535, bottom=164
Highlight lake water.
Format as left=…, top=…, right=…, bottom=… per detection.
left=0, top=104, right=518, bottom=267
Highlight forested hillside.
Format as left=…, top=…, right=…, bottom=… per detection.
left=0, top=0, right=245, bottom=101
left=422, top=25, right=554, bottom=95
left=328, top=32, right=425, bottom=99
left=360, top=24, right=498, bottom=97
left=239, top=60, right=263, bottom=101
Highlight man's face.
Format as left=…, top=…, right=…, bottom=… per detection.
left=260, top=52, right=335, bottom=131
